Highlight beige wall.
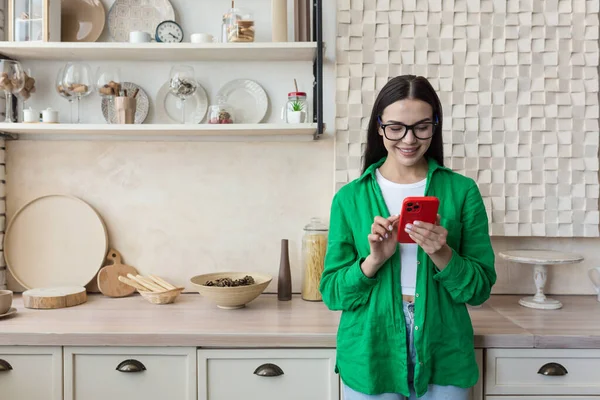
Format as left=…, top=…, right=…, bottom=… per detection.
left=3, top=0, right=600, bottom=297
left=6, top=140, right=334, bottom=293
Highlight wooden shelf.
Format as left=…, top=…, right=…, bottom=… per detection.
left=0, top=123, right=318, bottom=140
left=0, top=42, right=317, bottom=62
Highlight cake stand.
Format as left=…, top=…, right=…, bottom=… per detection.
left=498, top=250, right=584, bottom=310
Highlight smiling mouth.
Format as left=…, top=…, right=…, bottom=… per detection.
left=397, top=147, right=418, bottom=155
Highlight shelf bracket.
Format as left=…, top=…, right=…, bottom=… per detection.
left=312, top=0, right=324, bottom=139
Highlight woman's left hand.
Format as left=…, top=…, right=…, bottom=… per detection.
left=404, top=214, right=448, bottom=255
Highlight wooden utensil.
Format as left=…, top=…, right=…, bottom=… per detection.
left=23, top=286, right=87, bottom=309
left=97, top=249, right=138, bottom=298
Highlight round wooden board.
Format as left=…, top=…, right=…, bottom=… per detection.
left=4, top=194, right=108, bottom=289
left=23, top=286, right=87, bottom=309
left=97, top=249, right=138, bottom=298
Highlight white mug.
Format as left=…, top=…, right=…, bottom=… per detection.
left=42, top=108, right=59, bottom=123
left=129, top=31, right=151, bottom=43
left=191, top=33, right=214, bottom=43
left=23, top=107, right=37, bottom=123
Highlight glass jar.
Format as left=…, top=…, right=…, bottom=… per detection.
left=207, top=104, right=234, bottom=124
left=301, top=217, right=328, bottom=301
left=224, top=8, right=255, bottom=43
left=221, top=8, right=237, bottom=43
left=283, top=92, right=308, bottom=123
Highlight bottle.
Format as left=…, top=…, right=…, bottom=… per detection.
left=277, top=239, right=292, bottom=301
left=301, top=218, right=328, bottom=301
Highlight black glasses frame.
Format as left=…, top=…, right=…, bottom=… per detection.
left=377, top=116, right=438, bottom=142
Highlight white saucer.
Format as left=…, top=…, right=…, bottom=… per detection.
left=0, top=307, right=16, bottom=318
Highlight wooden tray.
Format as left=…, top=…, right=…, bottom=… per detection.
left=4, top=194, right=108, bottom=289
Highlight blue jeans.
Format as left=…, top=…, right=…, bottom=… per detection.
left=342, top=301, right=470, bottom=400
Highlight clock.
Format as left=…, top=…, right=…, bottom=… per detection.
left=155, top=20, right=183, bottom=43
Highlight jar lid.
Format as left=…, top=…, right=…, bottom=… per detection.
left=288, top=92, right=307, bottom=97
left=304, top=217, right=328, bottom=231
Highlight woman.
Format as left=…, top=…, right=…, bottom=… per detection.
left=319, top=75, right=496, bottom=400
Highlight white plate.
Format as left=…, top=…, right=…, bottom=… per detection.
left=156, top=81, right=208, bottom=124
left=101, top=82, right=149, bottom=124
left=4, top=195, right=108, bottom=289
left=216, top=79, right=269, bottom=124
left=107, top=0, right=175, bottom=42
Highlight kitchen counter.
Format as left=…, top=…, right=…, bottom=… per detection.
left=0, top=294, right=598, bottom=348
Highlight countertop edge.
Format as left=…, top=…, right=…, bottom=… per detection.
left=1, top=294, right=599, bottom=349
left=0, top=332, right=338, bottom=348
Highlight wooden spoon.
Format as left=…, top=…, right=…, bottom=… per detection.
left=97, top=249, right=139, bottom=298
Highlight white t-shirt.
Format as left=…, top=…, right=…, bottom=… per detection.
left=375, top=169, right=426, bottom=296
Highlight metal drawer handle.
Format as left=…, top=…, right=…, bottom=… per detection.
left=538, top=362, right=568, bottom=376
left=0, top=359, right=12, bottom=372
left=253, top=363, right=284, bottom=377
left=116, top=359, right=146, bottom=373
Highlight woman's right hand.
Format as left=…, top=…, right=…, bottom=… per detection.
left=361, top=215, right=399, bottom=278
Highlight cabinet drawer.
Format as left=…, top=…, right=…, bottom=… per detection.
left=0, top=346, right=62, bottom=400
left=64, top=346, right=196, bottom=400
left=486, top=349, right=600, bottom=395
left=198, top=349, right=338, bottom=400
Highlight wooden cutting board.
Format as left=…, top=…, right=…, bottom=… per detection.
left=97, top=249, right=138, bottom=298
left=4, top=194, right=108, bottom=289
left=23, top=286, right=87, bottom=309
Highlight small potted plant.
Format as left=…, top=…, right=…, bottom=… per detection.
left=287, top=99, right=305, bottom=123
left=282, top=80, right=308, bottom=124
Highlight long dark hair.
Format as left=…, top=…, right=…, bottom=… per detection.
left=362, top=75, right=444, bottom=173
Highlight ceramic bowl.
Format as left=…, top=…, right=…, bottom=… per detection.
left=0, top=290, right=13, bottom=314
left=189, top=272, right=272, bottom=309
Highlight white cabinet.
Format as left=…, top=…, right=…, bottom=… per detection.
left=4, top=344, right=599, bottom=400
left=486, top=349, right=600, bottom=396
left=64, top=346, right=196, bottom=400
left=0, top=346, right=62, bottom=400
left=198, top=348, right=339, bottom=400
left=472, top=349, right=483, bottom=400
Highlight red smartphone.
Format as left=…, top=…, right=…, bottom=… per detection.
left=397, top=196, right=440, bottom=243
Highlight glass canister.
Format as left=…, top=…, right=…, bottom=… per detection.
left=207, top=104, right=234, bottom=124
left=283, top=92, right=308, bottom=123
left=301, top=217, right=328, bottom=301
left=224, top=8, right=255, bottom=43
left=221, top=7, right=237, bottom=43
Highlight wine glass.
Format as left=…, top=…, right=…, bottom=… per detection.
left=55, top=66, right=74, bottom=123
left=169, top=65, right=197, bottom=124
left=95, top=66, right=121, bottom=124
left=16, top=67, right=34, bottom=116
left=0, top=60, right=25, bottom=123
left=63, top=62, right=92, bottom=124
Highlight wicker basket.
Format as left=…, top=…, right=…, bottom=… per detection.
left=139, top=287, right=183, bottom=304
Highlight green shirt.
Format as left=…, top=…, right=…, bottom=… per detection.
left=319, top=156, right=496, bottom=397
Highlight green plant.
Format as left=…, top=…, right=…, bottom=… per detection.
left=290, top=100, right=304, bottom=112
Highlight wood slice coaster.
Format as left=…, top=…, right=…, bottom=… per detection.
left=23, top=286, right=87, bottom=309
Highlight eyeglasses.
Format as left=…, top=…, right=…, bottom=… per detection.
left=377, top=116, right=438, bottom=141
